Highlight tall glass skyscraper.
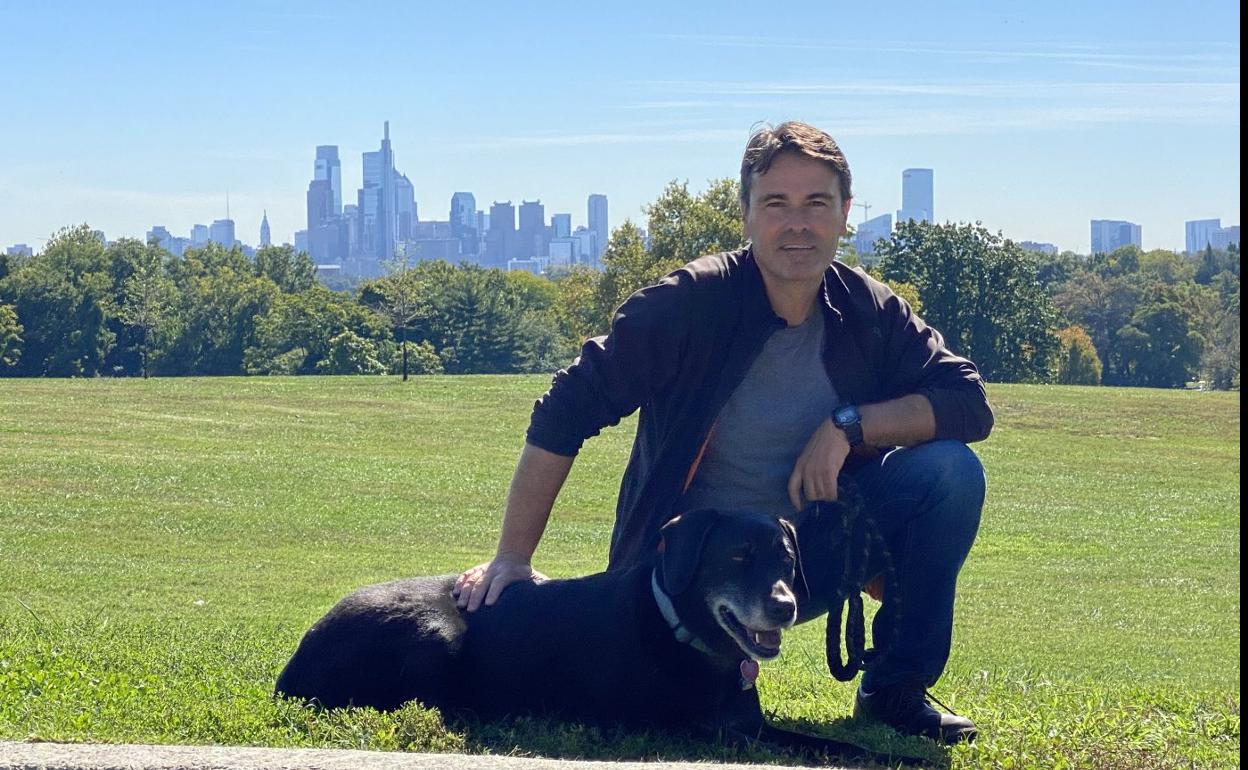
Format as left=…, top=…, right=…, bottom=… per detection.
left=314, top=146, right=342, bottom=216
left=897, top=169, right=933, bottom=224
left=1090, top=219, right=1142, bottom=254
left=588, top=194, right=608, bottom=262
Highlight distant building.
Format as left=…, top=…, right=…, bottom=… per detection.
left=507, top=257, right=545, bottom=275
left=853, top=213, right=893, bottom=261
left=1185, top=219, right=1222, bottom=254
left=394, top=172, right=417, bottom=242
left=209, top=219, right=235, bottom=248
left=91, top=230, right=107, bottom=245
left=1018, top=241, right=1059, bottom=255
left=572, top=226, right=597, bottom=266
left=450, top=192, right=478, bottom=256
left=5, top=244, right=33, bottom=258
left=314, top=146, right=343, bottom=216
left=588, top=194, right=608, bottom=263
left=260, top=211, right=271, bottom=247
left=551, top=213, right=572, bottom=239
left=294, top=230, right=309, bottom=254
left=517, top=200, right=548, bottom=258
left=191, top=224, right=210, bottom=248
left=1210, top=225, right=1240, bottom=251
left=486, top=201, right=515, bottom=267
left=147, top=225, right=174, bottom=251
left=896, top=168, right=933, bottom=224
left=548, top=237, right=579, bottom=265
left=1090, top=219, right=1141, bottom=254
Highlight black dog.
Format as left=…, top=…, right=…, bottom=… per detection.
left=275, top=508, right=914, bottom=764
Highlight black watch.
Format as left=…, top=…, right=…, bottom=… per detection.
left=832, top=404, right=864, bottom=447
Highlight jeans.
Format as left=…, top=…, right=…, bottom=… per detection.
left=833, top=440, right=986, bottom=691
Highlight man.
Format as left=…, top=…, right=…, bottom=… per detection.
left=454, top=121, right=993, bottom=744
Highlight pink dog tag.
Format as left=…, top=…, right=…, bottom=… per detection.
left=739, top=659, right=760, bottom=690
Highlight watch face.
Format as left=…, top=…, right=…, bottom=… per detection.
left=835, top=406, right=857, bottom=426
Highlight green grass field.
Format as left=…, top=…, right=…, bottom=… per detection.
left=0, top=377, right=1239, bottom=768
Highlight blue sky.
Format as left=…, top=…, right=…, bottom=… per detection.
left=0, top=0, right=1239, bottom=254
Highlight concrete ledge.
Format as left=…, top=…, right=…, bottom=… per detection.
left=0, top=742, right=841, bottom=770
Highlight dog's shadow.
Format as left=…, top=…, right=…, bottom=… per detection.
left=448, top=710, right=949, bottom=769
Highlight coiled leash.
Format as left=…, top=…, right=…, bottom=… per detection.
left=812, top=489, right=903, bottom=683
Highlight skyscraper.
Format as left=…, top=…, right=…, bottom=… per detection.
left=314, top=146, right=342, bottom=216
left=209, top=219, right=235, bottom=248
left=853, top=213, right=893, bottom=261
left=191, top=224, right=209, bottom=248
left=1090, top=220, right=1142, bottom=254
left=394, top=172, right=417, bottom=242
left=1186, top=219, right=1221, bottom=254
left=486, top=201, right=515, bottom=266
left=354, top=123, right=398, bottom=267
left=260, top=211, right=271, bottom=247
left=517, top=200, right=547, bottom=258
left=450, top=192, right=478, bottom=256
left=551, top=213, right=572, bottom=239
left=588, top=194, right=608, bottom=263
left=896, top=169, right=933, bottom=224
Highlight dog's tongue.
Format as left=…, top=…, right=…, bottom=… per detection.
left=740, top=658, right=760, bottom=684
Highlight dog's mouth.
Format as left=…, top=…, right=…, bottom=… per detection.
left=716, top=605, right=783, bottom=660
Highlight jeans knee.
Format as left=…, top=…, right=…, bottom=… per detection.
left=924, top=441, right=986, bottom=505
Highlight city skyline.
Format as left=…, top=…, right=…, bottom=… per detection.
left=0, top=2, right=1239, bottom=254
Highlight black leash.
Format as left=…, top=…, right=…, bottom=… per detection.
left=814, top=489, right=903, bottom=683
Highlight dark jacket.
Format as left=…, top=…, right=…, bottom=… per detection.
left=526, top=248, right=994, bottom=570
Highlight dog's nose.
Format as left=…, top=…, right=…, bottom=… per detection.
left=768, top=581, right=798, bottom=625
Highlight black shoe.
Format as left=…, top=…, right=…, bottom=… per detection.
left=854, top=680, right=977, bottom=745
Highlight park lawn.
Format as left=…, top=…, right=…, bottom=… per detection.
left=0, top=376, right=1239, bottom=769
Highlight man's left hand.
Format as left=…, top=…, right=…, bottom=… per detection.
left=788, top=418, right=851, bottom=511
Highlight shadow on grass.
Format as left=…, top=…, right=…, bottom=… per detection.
left=448, top=711, right=948, bottom=769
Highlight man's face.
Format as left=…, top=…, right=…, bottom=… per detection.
left=743, top=152, right=852, bottom=288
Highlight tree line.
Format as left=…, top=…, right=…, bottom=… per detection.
left=0, top=180, right=1238, bottom=389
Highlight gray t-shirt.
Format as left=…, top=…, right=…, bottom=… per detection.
left=680, top=306, right=839, bottom=518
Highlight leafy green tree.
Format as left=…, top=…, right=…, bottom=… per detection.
left=383, top=340, right=443, bottom=375
left=646, top=178, right=745, bottom=271
left=315, top=330, right=385, bottom=374
left=1053, top=272, right=1142, bottom=385
left=595, top=220, right=657, bottom=326
left=245, top=285, right=386, bottom=375
left=254, top=245, right=317, bottom=294
left=0, top=225, right=116, bottom=376
left=365, top=255, right=430, bottom=381
left=876, top=220, right=1059, bottom=383
left=118, top=243, right=177, bottom=378
left=0, top=304, right=22, bottom=370
left=1195, top=272, right=1240, bottom=390
left=551, top=264, right=606, bottom=343
left=1113, top=284, right=1204, bottom=388
left=164, top=246, right=279, bottom=375
left=1056, top=325, right=1102, bottom=385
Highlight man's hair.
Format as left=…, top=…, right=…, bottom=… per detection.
left=739, top=121, right=852, bottom=210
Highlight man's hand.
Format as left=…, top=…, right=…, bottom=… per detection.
left=453, top=552, right=548, bottom=612
left=788, top=418, right=852, bottom=511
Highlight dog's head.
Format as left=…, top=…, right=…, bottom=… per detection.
left=656, top=509, right=800, bottom=661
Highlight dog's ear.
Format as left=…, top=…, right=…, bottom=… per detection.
left=778, top=517, right=808, bottom=597
left=657, top=509, right=718, bottom=596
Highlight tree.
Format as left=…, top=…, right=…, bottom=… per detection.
left=876, top=220, right=1060, bottom=383
left=0, top=304, right=22, bottom=370
left=315, top=330, right=385, bottom=375
left=595, top=220, right=657, bottom=327
left=1055, top=325, right=1102, bottom=385
left=244, top=285, right=386, bottom=375
left=1113, top=285, right=1204, bottom=388
left=0, top=225, right=116, bottom=376
left=118, top=243, right=177, bottom=378
left=368, top=255, right=429, bottom=381
left=254, top=245, right=317, bottom=294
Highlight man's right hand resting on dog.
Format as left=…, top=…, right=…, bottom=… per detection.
left=454, top=443, right=569, bottom=612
